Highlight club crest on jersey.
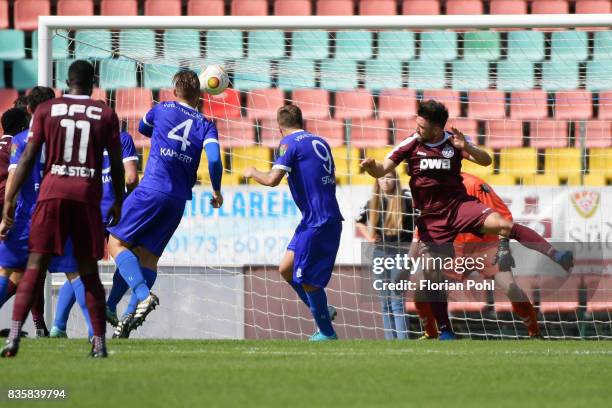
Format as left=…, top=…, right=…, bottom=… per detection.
left=441, top=145, right=455, bottom=158
left=278, top=144, right=288, bottom=157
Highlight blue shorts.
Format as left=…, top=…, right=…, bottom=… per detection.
left=0, top=234, right=78, bottom=273
left=287, top=221, right=342, bottom=288
left=107, top=186, right=186, bottom=257
left=48, top=238, right=78, bottom=273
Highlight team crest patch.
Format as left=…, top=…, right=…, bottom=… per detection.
left=441, top=145, right=454, bottom=158
left=278, top=144, right=289, bottom=156
left=571, top=190, right=600, bottom=219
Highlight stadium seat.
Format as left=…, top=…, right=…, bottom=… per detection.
left=145, top=0, right=181, bottom=16
left=506, top=31, right=545, bottom=62
left=14, top=0, right=50, bottom=31
left=0, top=30, right=26, bottom=60
left=320, top=60, right=358, bottom=91
left=586, top=61, right=612, bottom=92
left=377, top=89, right=418, bottom=120
left=74, top=30, right=112, bottom=60
left=359, top=0, right=397, bottom=15
left=248, top=30, right=285, bottom=60
left=335, top=31, right=373, bottom=60
left=114, top=88, right=153, bottom=120
left=402, top=0, right=440, bottom=15
left=577, top=0, right=612, bottom=14
left=486, top=120, right=523, bottom=148
left=446, top=0, right=483, bottom=15
left=290, top=30, right=329, bottom=60
left=246, top=88, right=285, bottom=120
left=292, top=89, right=330, bottom=119
left=462, top=147, right=494, bottom=177
left=496, top=60, right=534, bottom=91
left=364, top=59, right=403, bottom=92
left=391, top=117, right=417, bottom=142
left=0, top=1, right=8, bottom=29
left=233, top=59, right=271, bottom=91
left=554, top=91, right=593, bottom=120
left=99, top=59, right=138, bottom=89
left=422, top=89, right=461, bottom=118
left=144, top=64, right=181, bottom=90
left=530, top=120, right=569, bottom=148
left=202, top=88, right=242, bottom=119
left=316, top=0, right=354, bottom=15
left=532, top=0, right=569, bottom=14
left=231, top=0, right=267, bottom=15
left=510, top=90, right=549, bottom=120
left=499, top=147, right=537, bottom=178
left=11, top=59, right=37, bottom=90
left=164, top=30, right=201, bottom=59
left=277, top=59, right=316, bottom=90
left=216, top=118, right=256, bottom=147
left=54, top=59, right=76, bottom=90
left=227, top=146, right=271, bottom=184
left=377, top=31, right=415, bottom=61
left=541, top=61, right=579, bottom=92
left=576, top=121, right=612, bottom=148
left=349, top=119, right=389, bottom=148
left=101, top=0, right=138, bottom=16
left=446, top=117, right=479, bottom=138
left=274, top=0, right=311, bottom=16
left=187, top=0, right=225, bottom=16
left=57, top=0, right=94, bottom=16
left=490, top=0, right=527, bottom=14
left=331, top=146, right=360, bottom=183
left=588, top=147, right=612, bottom=180
left=419, top=31, right=457, bottom=61
left=543, top=147, right=582, bottom=182
left=550, top=31, right=589, bottom=62
left=335, top=90, right=374, bottom=120
left=33, top=30, right=71, bottom=60
left=451, top=60, right=489, bottom=91
left=463, top=31, right=501, bottom=61
left=468, top=91, right=506, bottom=120
left=597, top=91, right=612, bottom=120
left=258, top=118, right=282, bottom=148
left=0, top=88, right=18, bottom=115
left=120, top=29, right=156, bottom=59
left=408, top=60, right=446, bottom=90
left=305, top=119, right=345, bottom=147
left=206, top=30, right=243, bottom=59
left=90, top=87, right=106, bottom=103
left=593, top=31, right=612, bottom=60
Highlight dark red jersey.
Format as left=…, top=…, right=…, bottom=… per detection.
left=29, top=95, right=120, bottom=205
left=0, top=134, right=12, bottom=204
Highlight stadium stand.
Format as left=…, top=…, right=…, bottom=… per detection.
left=232, top=0, right=267, bottom=16
left=377, top=89, right=418, bottom=120
left=57, top=0, right=93, bottom=16
left=274, top=0, right=311, bottom=16
left=14, top=0, right=50, bottom=31
left=446, top=0, right=483, bottom=15
left=402, top=0, right=440, bottom=15
left=316, top=0, right=354, bottom=16
left=246, top=88, right=285, bottom=119
left=335, top=90, right=374, bottom=120
left=101, top=0, right=138, bottom=16
left=292, top=89, right=330, bottom=119
left=202, top=88, right=242, bottom=119
left=188, top=0, right=225, bottom=16
left=359, top=0, right=396, bottom=15
left=490, top=0, right=527, bottom=14
left=0, top=1, right=8, bottom=29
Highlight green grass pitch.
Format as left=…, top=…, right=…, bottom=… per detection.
left=2, top=339, right=612, bottom=407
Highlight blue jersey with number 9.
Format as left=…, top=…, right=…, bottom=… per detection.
left=139, top=101, right=219, bottom=200
left=273, top=130, right=343, bottom=227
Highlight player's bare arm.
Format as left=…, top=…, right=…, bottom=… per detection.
left=244, top=167, right=285, bottom=187
left=211, top=190, right=223, bottom=208
left=451, top=127, right=492, bottom=166
left=123, top=159, right=139, bottom=194
left=107, top=143, right=125, bottom=228
left=360, top=157, right=398, bottom=179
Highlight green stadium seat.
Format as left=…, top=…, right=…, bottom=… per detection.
left=32, top=30, right=70, bottom=60
left=419, top=31, right=457, bottom=61
left=364, top=59, right=403, bottom=91
left=99, top=58, right=138, bottom=89
left=277, top=59, right=315, bottom=90
left=206, top=30, right=243, bottom=60
left=144, top=64, right=181, bottom=89
left=0, top=30, right=25, bottom=60
left=164, top=29, right=201, bottom=59
left=290, top=30, right=329, bottom=60
left=496, top=60, right=534, bottom=91
left=74, top=30, right=112, bottom=59
left=335, top=31, right=373, bottom=60
left=248, top=30, right=285, bottom=60
left=550, top=31, right=588, bottom=62
left=463, top=31, right=501, bottom=61
left=586, top=61, right=612, bottom=92
left=593, top=31, right=612, bottom=60
left=0, top=62, right=5, bottom=88
left=320, top=59, right=358, bottom=91
left=120, top=29, right=156, bottom=59
left=233, top=59, right=271, bottom=91
left=541, top=61, right=579, bottom=92
left=12, top=59, right=37, bottom=90
left=55, top=59, right=76, bottom=89
left=451, top=60, right=489, bottom=91
left=506, top=31, right=545, bottom=61
left=408, top=60, right=445, bottom=89
left=377, top=31, right=415, bottom=61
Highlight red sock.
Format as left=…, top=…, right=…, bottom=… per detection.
left=31, top=285, right=47, bottom=331
left=11, top=268, right=45, bottom=325
left=512, top=301, right=540, bottom=336
left=415, top=301, right=438, bottom=338
left=6, top=280, right=17, bottom=298
left=509, top=224, right=555, bottom=258
left=80, top=273, right=106, bottom=337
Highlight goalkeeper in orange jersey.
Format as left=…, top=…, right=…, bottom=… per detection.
left=415, top=172, right=541, bottom=339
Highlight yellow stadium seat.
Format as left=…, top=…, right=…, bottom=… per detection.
left=332, top=146, right=360, bottom=184
left=141, top=145, right=150, bottom=173
left=589, top=148, right=612, bottom=180
left=583, top=173, right=607, bottom=187
left=196, top=152, right=211, bottom=185
left=350, top=173, right=377, bottom=185
left=543, top=148, right=582, bottom=180
left=462, top=151, right=494, bottom=178
left=485, top=173, right=517, bottom=186
left=227, top=146, right=272, bottom=184
left=365, top=147, right=392, bottom=162
left=521, top=173, right=560, bottom=186
left=498, top=147, right=537, bottom=179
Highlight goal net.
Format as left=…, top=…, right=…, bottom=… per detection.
left=37, top=15, right=611, bottom=340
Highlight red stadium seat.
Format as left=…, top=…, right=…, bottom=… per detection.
left=402, top=0, right=440, bottom=15
left=259, top=118, right=282, bottom=148
left=0, top=88, right=19, bottom=117
left=101, top=0, right=138, bottom=16
left=292, top=89, right=330, bottom=119
left=216, top=118, right=256, bottom=147
left=359, top=0, right=397, bottom=15
left=14, top=0, right=50, bottom=31
left=145, top=0, right=182, bottom=16
left=57, top=0, right=94, bottom=16
left=554, top=91, right=592, bottom=120
left=510, top=91, right=549, bottom=120
left=529, top=119, right=569, bottom=148
left=349, top=119, right=390, bottom=148
left=335, top=90, right=374, bottom=120
left=490, top=0, right=527, bottom=14
left=597, top=91, right=612, bottom=120
left=531, top=0, right=569, bottom=14
left=468, top=91, right=506, bottom=120
left=575, top=121, right=612, bottom=148
left=446, top=0, right=483, bottom=15
left=246, top=88, right=285, bottom=120
left=0, top=0, right=8, bottom=29
left=576, top=0, right=612, bottom=30
left=202, top=88, right=242, bottom=120
left=377, top=89, right=418, bottom=120
left=392, top=117, right=417, bottom=142
left=188, top=0, right=225, bottom=16
left=157, top=88, right=175, bottom=103
left=231, top=0, right=267, bottom=16
left=91, top=87, right=107, bottom=104
left=447, top=118, right=479, bottom=139
left=485, top=120, right=523, bottom=148
left=274, top=0, right=311, bottom=16
left=422, top=90, right=461, bottom=118
left=114, top=88, right=153, bottom=121
left=316, top=0, right=354, bottom=15
left=305, top=119, right=345, bottom=147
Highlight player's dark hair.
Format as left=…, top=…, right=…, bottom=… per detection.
left=1, top=107, right=28, bottom=136
left=13, top=95, right=29, bottom=109
left=28, top=86, right=56, bottom=113
left=277, top=104, right=303, bottom=129
left=67, top=59, right=95, bottom=89
left=173, top=70, right=200, bottom=105
left=418, top=99, right=449, bottom=128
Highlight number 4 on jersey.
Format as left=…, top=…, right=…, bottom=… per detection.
left=168, top=119, right=193, bottom=151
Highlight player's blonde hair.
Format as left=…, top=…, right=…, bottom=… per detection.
left=368, top=169, right=405, bottom=239
left=173, top=70, right=201, bottom=106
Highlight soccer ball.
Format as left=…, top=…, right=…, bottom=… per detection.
left=199, top=64, right=229, bottom=95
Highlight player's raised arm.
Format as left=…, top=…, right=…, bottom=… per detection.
left=106, top=112, right=125, bottom=227
left=451, top=127, right=492, bottom=166
left=203, top=122, right=223, bottom=208
left=360, top=157, right=398, bottom=179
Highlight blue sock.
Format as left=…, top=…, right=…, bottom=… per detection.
left=125, top=268, right=157, bottom=316
left=0, top=276, right=9, bottom=307
left=115, top=250, right=149, bottom=302
left=106, top=269, right=129, bottom=313
left=71, top=277, right=94, bottom=338
left=288, top=280, right=310, bottom=307
left=53, top=280, right=76, bottom=331
left=305, top=288, right=335, bottom=337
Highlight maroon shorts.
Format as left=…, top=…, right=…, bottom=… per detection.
left=416, top=196, right=494, bottom=245
left=29, top=199, right=104, bottom=259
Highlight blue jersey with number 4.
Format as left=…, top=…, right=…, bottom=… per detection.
left=139, top=101, right=219, bottom=200
left=272, top=130, right=343, bottom=227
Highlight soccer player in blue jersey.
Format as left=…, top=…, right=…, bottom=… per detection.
left=49, top=130, right=139, bottom=338
left=106, top=69, right=223, bottom=337
left=244, top=105, right=343, bottom=341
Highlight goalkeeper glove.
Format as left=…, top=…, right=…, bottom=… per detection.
left=493, top=237, right=515, bottom=272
